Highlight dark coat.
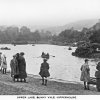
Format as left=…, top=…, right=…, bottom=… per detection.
left=0, top=55, right=2, bottom=65
left=95, top=71, right=100, bottom=78
left=10, top=59, right=19, bottom=77
left=18, top=55, right=27, bottom=79
left=95, top=71, right=100, bottom=91
left=96, top=62, right=100, bottom=71
left=39, top=62, right=50, bottom=77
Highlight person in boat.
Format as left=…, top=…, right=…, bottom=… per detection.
left=18, top=52, right=27, bottom=82
left=0, top=52, right=2, bottom=71
left=41, top=52, right=50, bottom=60
left=10, top=55, right=19, bottom=82
left=1, top=55, right=7, bottom=74
left=41, top=52, right=45, bottom=58
left=95, top=62, right=100, bottom=92
left=80, top=59, right=90, bottom=90
left=39, top=59, right=50, bottom=86
left=46, top=53, right=50, bottom=60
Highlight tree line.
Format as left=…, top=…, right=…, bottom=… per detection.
left=0, top=26, right=52, bottom=43
left=52, top=21, right=100, bottom=44
left=0, top=21, right=100, bottom=44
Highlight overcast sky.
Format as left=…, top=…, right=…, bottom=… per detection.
left=0, top=0, right=100, bottom=26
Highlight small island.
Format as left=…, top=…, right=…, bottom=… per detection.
left=72, top=21, right=100, bottom=58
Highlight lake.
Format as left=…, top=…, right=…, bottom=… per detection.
left=0, top=44, right=98, bottom=83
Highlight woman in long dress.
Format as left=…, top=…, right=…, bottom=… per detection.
left=10, top=55, right=19, bottom=81
left=39, top=59, right=50, bottom=86
left=80, top=59, right=90, bottom=90
left=1, top=55, right=7, bottom=74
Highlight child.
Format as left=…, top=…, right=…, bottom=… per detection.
left=39, top=59, right=50, bottom=86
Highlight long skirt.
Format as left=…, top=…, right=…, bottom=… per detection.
left=80, top=71, right=90, bottom=82
left=39, top=70, right=50, bottom=77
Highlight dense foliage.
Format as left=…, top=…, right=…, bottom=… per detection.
left=89, top=29, right=100, bottom=43
left=0, top=26, right=52, bottom=43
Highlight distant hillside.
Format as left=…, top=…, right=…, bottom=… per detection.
left=42, top=19, right=98, bottom=35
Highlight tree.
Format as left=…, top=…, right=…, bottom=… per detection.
left=20, top=26, right=30, bottom=35
left=89, top=29, right=100, bottom=43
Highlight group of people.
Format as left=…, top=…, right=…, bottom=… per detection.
left=10, top=52, right=27, bottom=82
left=80, top=59, right=100, bottom=92
left=0, top=52, right=7, bottom=74
left=1, top=50, right=100, bottom=90
left=0, top=51, right=50, bottom=86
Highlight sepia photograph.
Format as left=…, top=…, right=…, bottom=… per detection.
left=0, top=0, right=100, bottom=99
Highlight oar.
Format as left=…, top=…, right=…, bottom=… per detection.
left=33, top=55, right=55, bottom=58
left=50, top=55, right=55, bottom=57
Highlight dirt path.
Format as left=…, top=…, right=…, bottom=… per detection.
left=0, top=72, right=100, bottom=95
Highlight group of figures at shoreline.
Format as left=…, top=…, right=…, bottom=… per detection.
left=0, top=52, right=27, bottom=82
left=0, top=52, right=50, bottom=86
left=1, top=50, right=100, bottom=91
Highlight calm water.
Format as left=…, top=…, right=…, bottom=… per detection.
left=0, top=44, right=98, bottom=82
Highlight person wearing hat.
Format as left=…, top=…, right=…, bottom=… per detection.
left=0, top=52, right=2, bottom=71
left=80, top=59, right=90, bottom=90
left=1, top=54, right=7, bottom=74
left=95, top=62, right=100, bottom=92
left=39, top=58, right=50, bottom=86
left=10, top=55, right=19, bottom=82
left=18, top=52, right=27, bottom=82
left=41, top=52, right=45, bottom=58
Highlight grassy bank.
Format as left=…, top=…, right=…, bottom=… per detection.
left=0, top=72, right=100, bottom=95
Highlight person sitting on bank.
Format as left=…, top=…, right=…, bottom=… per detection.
left=80, top=59, right=90, bottom=90
left=46, top=53, right=50, bottom=60
left=39, top=59, right=50, bottom=86
left=1, top=55, right=7, bottom=74
left=95, top=62, right=100, bottom=92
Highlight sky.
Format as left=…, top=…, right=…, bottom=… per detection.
left=0, top=0, right=100, bottom=27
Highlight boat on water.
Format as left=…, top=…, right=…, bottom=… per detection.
left=0, top=47, right=11, bottom=50
left=68, top=47, right=72, bottom=50
left=32, top=44, right=35, bottom=46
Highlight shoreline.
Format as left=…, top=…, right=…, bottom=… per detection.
left=0, top=71, right=100, bottom=95
left=28, top=73, right=82, bottom=84
left=6, top=70, right=82, bottom=85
